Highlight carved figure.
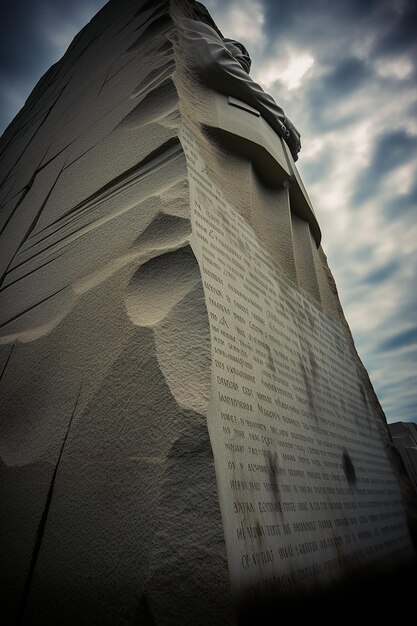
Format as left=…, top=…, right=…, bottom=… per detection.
left=183, top=19, right=301, bottom=160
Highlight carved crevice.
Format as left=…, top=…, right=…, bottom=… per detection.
left=18, top=385, right=82, bottom=624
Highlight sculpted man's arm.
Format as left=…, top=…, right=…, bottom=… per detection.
left=182, top=19, right=301, bottom=160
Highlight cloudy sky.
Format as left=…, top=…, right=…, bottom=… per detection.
left=1, top=0, right=416, bottom=424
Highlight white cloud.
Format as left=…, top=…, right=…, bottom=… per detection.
left=204, top=0, right=265, bottom=46
left=374, top=56, right=414, bottom=80
left=257, top=53, right=314, bottom=90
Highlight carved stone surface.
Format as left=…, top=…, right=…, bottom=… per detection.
left=389, top=422, right=417, bottom=495
left=0, top=1, right=415, bottom=624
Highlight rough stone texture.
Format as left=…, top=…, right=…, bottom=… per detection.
left=0, top=1, right=416, bottom=624
left=0, top=2, right=232, bottom=624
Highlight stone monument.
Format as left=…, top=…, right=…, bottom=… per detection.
left=0, top=1, right=416, bottom=624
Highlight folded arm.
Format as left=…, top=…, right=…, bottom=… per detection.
left=182, top=19, right=301, bottom=160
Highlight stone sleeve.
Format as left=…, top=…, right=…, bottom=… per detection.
left=181, top=18, right=301, bottom=160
